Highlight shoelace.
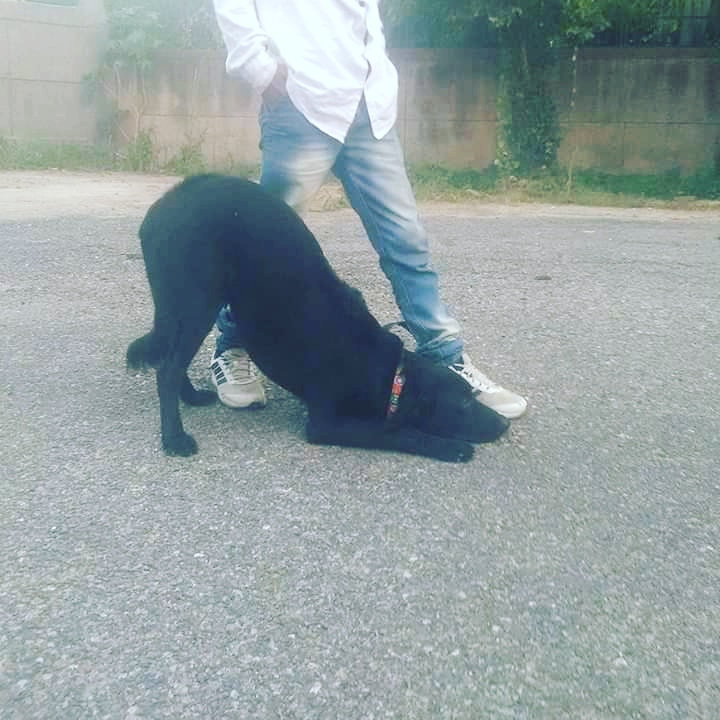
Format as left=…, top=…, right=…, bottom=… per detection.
left=451, top=361, right=499, bottom=394
left=216, top=350, right=257, bottom=383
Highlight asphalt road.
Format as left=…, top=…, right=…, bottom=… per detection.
left=1, top=175, right=718, bottom=719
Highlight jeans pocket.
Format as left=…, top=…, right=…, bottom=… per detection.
left=260, top=92, right=292, bottom=116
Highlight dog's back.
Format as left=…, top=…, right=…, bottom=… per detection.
left=137, top=174, right=398, bottom=406
left=139, top=174, right=333, bottom=314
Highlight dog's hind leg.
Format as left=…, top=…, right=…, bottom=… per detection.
left=127, top=331, right=165, bottom=370
left=154, top=303, right=220, bottom=456
left=180, top=374, right=217, bottom=407
left=157, top=363, right=198, bottom=456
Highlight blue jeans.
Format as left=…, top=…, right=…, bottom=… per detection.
left=216, top=96, right=463, bottom=365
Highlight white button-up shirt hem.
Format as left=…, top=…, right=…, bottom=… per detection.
left=213, top=0, right=398, bottom=143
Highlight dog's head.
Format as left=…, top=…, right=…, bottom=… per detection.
left=397, top=353, right=510, bottom=444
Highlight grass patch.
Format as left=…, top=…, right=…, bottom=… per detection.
left=0, top=137, right=113, bottom=171
left=567, top=169, right=720, bottom=202
left=1, top=138, right=718, bottom=208
left=409, top=165, right=499, bottom=201
left=409, top=165, right=720, bottom=207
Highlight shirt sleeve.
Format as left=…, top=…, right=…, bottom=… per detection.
left=212, top=0, right=278, bottom=95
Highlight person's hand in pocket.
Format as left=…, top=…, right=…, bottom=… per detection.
left=262, top=64, right=288, bottom=108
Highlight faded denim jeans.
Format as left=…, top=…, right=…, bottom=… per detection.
left=216, top=96, right=463, bottom=365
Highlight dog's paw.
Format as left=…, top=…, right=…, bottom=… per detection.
left=489, top=414, right=511, bottom=441
left=451, top=440, right=475, bottom=463
left=434, top=438, right=474, bottom=463
left=162, top=432, right=198, bottom=457
left=465, top=407, right=511, bottom=444
left=183, top=388, right=217, bottom=406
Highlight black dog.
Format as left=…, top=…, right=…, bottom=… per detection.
left=127, top=174, right=509, bottom=462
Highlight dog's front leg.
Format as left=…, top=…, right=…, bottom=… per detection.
left=306, top=411, right=474, bottom=463
left=156, top=366, right=198, bottom=456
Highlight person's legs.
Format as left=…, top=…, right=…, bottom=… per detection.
left=333, top=100, right=527, bottom=418
left=212, top=97, right=340, bottom=408
left=211, top=304, right=267, bottom=408
left=259, top=96, right=341, bottom=208
left=332, top=102, right=461, bottom=364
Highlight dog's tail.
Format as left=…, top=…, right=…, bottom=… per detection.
left=126, top=331, right=166, bottom=370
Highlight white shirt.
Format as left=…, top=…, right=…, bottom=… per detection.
left=213, top=0, right=399, bottom=142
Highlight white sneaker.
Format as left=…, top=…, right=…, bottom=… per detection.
left=449, top=353, right=527, bottom=419
left=210, top=349, right=267, bottom=409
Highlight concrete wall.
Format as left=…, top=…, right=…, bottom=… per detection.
left=115, top=47, right=719, bottom=175
left=0, top=0, right=105, bottom=143
left=2, top=9, right=718, bottom=176
left=394, top=49, right=498, bottom=170
left=112, top=48, right=499, bottom=171
left=113, top=50, right=262, bottom=168
left=554, top=48, right=720, bottom=174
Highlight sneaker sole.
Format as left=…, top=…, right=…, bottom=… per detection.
left=211, top=374, right=266, bottom=409
left=476, top=396, right=528, bottom=420
left=218, top=397, right=267, bottom=410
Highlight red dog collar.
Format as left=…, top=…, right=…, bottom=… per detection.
left=386, top=361, right=405, bottom=418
